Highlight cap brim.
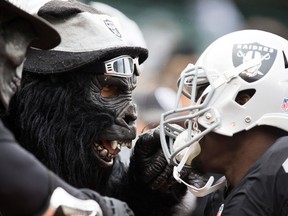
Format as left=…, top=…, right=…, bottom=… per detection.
left=24, top=46, right=148, bottom=73
left=0, top=0, right=60, bottom=49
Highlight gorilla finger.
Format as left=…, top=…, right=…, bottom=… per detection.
left=157, top=175, right=179, bottom=192
left=133, top=128, right=162, bottom=157
left=178, top=167, right=194, bottom=179
left=141, top=151, right=168, bottom=183
left=155, top=168, right=197, bottom=193
left=149, top=164, right=175, bottom=191
left=152, top=127, right=161, bottom=141
left=150, top=162, right=192, bottom=191
left=186, top=172, right=208, bottom=188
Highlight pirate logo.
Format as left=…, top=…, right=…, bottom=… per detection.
left=103, top=19, right=122, bottom=39
left=232, top=42, right=277, bottom=82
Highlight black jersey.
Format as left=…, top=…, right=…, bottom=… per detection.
left=204, top=136, right=288, bottom=216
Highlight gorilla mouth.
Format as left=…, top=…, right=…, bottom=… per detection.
left=93, top=140, right=132, bottom=166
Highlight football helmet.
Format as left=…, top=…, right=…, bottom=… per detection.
left=160, top=29, right=288, bottom=197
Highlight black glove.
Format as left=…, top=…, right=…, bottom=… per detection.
left=129, top=127, right=190, bottom=193
left=125, top=127, right=190, bottom=216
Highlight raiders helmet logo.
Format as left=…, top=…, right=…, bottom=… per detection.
left=104, top=19, right=122, bottom=39
left=232, top=42, right=277, bottom=82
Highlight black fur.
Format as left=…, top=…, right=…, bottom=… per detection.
left=5, top=71, right=115, bottom=192
left=4, top=70, right=188, bottom=216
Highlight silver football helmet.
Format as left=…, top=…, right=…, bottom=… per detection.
left=160, top=29, right=288, bottom=197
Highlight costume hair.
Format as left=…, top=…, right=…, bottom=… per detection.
left=6, top=71, right=117, bottom=192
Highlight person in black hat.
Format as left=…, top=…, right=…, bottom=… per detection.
left=0, top=1, right=135, bottom=215
left=3, top=0, right=195, bottom=215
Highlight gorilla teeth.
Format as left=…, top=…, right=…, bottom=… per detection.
left=97, top=145, right=103, bottom=151
left=126, top=142, right=132, bottom=148
left=94, top=143, right=118, bottom=162
left=111, top=140, right=119, bottom=150
left=100, top=149, right=108, bottom=157
left=94, top=140, right=132, bottom=162
left=118, top=141, right=132, bottom=149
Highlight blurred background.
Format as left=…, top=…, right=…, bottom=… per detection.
left=78, top=0, right=288, bottom=134
left=83, top=1, right=288, bottom=89
left=81, top=0, right=288, bottom=78
left=26, top=0, right=288, bottom=166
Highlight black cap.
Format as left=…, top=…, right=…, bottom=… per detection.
left=0, top=0, right=61, bottom=49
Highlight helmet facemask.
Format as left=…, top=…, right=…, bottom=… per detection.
left=160, top=64, right=226, bottom=197
left=160, top=58, right=265, bottom=197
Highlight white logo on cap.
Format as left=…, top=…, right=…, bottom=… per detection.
left=104, top=19, right=122, bottom=39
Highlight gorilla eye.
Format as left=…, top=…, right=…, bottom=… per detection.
left=101, top=85, right=119, bottom=98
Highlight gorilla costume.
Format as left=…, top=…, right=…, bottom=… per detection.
left=4, top=1, right=200, bottom=215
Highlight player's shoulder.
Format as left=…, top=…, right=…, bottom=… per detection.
left=271, top=136, right=288, bottom=152
left=264, top=136, right=288, bottom=161
left=257, top=136, right=288, bottom=175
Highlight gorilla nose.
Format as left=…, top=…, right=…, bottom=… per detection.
left=115, top=102, right=137, bottom=129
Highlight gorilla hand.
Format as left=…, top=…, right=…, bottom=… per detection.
left=129, top=127, right=192, bottom=194
left=127, top=127, right=204, bottom=215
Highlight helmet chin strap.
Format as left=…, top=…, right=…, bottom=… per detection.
left=172, top=130, right=227, bottom=197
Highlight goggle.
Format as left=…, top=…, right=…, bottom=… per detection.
left=103, top=55, right=141, bottom=77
